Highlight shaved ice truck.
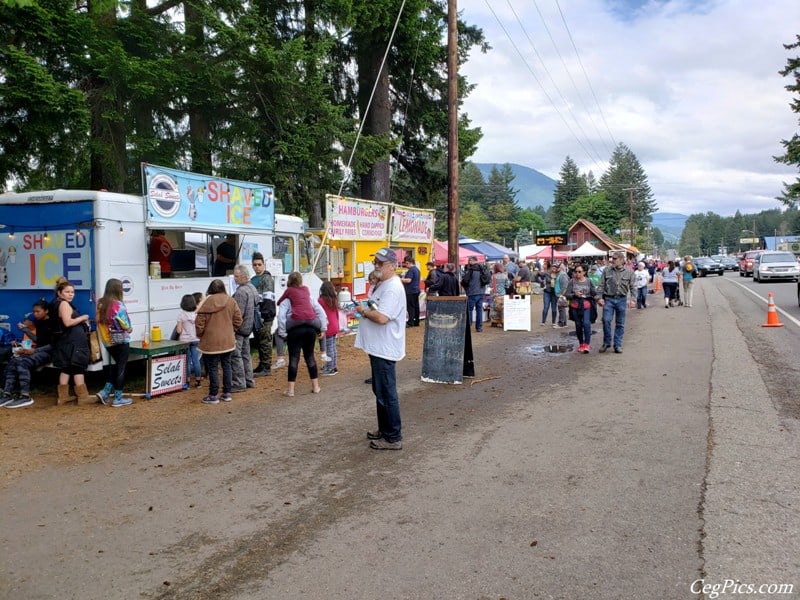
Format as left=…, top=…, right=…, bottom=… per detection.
left=0, top=165, right=307, bottom=369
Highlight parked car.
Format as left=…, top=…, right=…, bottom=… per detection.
left=738, top=250, right=763, bottom=277
left=694, top=257, right=725, bottom=277
left=752, top=251, right=800, bottom=282
left=712, top=255, right=738, bottom=271
left=719, top=257, right=739, bottom=271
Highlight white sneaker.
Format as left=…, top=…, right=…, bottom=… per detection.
left=320, top=353, right=332, bottom=363
left=274, top=358, right=286, bottom=368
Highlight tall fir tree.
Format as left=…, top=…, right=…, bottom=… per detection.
left=552, top=156, right=587, bottom=229
left=775, top=35, right=800, bottom=206
left=599, top=143, right=657, bottom=234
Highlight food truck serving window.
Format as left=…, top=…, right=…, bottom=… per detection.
left=273, top=236, right=294, bottom=272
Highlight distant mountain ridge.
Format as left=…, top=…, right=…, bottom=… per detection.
left=474, top=162, right=687, bottom=238
left=474, top=163, right=556, bottom=210
left=650, top=212, right=688, bottom=242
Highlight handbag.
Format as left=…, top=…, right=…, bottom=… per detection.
left=87, top=329, right=103, bottom=363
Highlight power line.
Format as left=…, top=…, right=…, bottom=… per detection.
left=553, top=0, right=618, bottom=151
left=481, top=0, right=603, bottom=170
left=530, top=0, right=616, bottom=157
left=503, top=0, right=606, bottom=165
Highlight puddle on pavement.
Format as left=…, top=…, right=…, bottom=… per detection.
left=528, top=344, right=575, bottom=354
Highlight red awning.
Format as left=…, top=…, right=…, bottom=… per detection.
left=526, top=246, right=569, bottom=260
left=433, top=240, right=484, bottom=265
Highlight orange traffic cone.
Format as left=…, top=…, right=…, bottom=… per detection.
left=762, top=292, right=784, bottom=328
left=654, top=274, right=662, bottom=292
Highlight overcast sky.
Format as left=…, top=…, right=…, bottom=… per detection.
left=458, top=0, right=799, bottom=216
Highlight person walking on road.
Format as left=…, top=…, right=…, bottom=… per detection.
left=597, top=251, right=634, bottom=353
left=566, top=265, right=598, bottom=353
left=661, top=260, right=680, bottom=308
left=355, top=247, right=407, bottom=450
left=681, top=256, right=696, bottom=308
left=634, top=261, right=650, bottom=309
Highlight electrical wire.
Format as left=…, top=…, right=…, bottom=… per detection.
left=482, top=0, right=601, bottom=169
left=554, top=0, right=618, bottom=150
left=503, top=0, right=606, bottom=165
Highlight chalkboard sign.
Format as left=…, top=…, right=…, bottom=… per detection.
left=422, top=297, right=472, bottom=384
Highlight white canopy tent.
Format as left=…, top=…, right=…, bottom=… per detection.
left=568, top=241, right=607, bottom=257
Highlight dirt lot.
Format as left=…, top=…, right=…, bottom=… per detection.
left=0, top=328, right=387, bottom=487
left=0, top=299, right=514, bottom=489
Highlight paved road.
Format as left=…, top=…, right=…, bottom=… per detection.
left=1, top=279, right=798, bottom=599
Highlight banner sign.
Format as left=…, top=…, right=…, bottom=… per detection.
left=390, top=205, right=435, bottom=243
left=535, top=229, right=567, bottom=246
left=150, top=354, right=186, bottom=396
left=325, top=195, right=389, bottom=241
left=143, top=164, right=275, bottom=231
left=0, top=229, right=92, bottom=290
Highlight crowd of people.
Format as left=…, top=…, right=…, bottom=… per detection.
left=0, top=247, right=704, bottom=457
left=420, top=251, right=700, bottom=354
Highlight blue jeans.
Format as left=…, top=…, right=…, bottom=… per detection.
left=370, top=355, right=402, bottom=443
left=204, top=352, right=232, bottom=397
left=467, top=294, right=484, bottom=331
left=636, top=286, right=648, bottom=308
left=574, top=303, right=592, bottom=345
left=602, top=296, right=627, bottom=349
left=187, top=342, right=201, bottom=378
left=542, top=291, right=557, bottom=324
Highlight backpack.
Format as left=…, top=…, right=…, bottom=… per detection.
left=479, top=265, right=491, bottom=286
left=259, top=294, right=276, bottom=323
left=255, top=273, right=276, bottom=322
left=252, top=303, right=264, bottom=333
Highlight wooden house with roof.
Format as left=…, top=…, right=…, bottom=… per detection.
left=564, top=218, right=636, bottom=257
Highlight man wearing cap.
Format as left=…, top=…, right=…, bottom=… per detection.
left=356, top=248, right=406, bottom=450
left=401, top=257, right=421, bottom=327
left=597, top=251, right=634, bottom=353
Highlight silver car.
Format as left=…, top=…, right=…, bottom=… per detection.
left=753, top=251, right=800, bottom=282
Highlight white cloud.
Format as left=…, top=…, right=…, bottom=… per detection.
left=458, top=0, right=799, bottom=216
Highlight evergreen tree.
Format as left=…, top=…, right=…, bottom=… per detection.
left=775, top=35, right=800, bottom=206
left=560, top=192, right=622, bottom=236
left=484, top=164, right=520, bottom=243
left=599, top=143, right=657, bottom=234
left=679, top=220, right=702, bottom=256
left=458, top=162, right=488, bottom=209
left=552, top=156, right=586, bottom=228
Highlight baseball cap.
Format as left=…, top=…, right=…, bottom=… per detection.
left=372, top=247, right=398, bottom=264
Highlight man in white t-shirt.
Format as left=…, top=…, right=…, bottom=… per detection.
left=355, top=247, right=407, bottom=450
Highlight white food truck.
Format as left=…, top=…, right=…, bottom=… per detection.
left=0, top=165, right=308, bottom=369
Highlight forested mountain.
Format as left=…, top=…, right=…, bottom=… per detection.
left=474, top=163, right=556, bottom=210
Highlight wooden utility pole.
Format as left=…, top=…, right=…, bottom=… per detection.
left=446, top=0, right=459, bottom=266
